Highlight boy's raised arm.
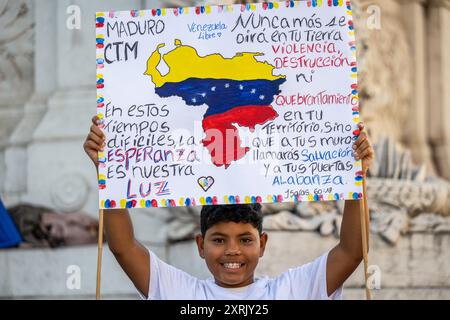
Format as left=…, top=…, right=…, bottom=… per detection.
left=103, top=208, right=150, bottom=298
left=84, top=115, right=150, bottom=298
left=326, top=123, right=374, bottom=297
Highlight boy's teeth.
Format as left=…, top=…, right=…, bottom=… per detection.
left=223, top=263, right=241, bottom=269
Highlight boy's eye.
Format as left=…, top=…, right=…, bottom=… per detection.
left=241, top=238, right=252, bottom=244
left=213, top=238, right=224, bottom=244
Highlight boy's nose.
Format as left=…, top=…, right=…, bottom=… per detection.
left=224, top=244, right=241, bottom=255
left=225, top=248, right=241, bottom=255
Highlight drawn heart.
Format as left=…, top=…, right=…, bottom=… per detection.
left=217, top=32, right=222, bottom=37
left=197, top=176, right=215, bottom=192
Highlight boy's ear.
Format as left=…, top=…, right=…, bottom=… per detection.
left=195, top=234, right=205, bottom=259
left=259, top=232, right=268, bottom=258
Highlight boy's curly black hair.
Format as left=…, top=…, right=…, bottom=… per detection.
left=200, top=204, right=263, bottom=237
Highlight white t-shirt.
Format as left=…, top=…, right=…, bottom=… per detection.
left=139, top=249, right=343, bottom=300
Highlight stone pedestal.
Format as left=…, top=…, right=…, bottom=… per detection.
left=0, top=243, right=166, bottom=298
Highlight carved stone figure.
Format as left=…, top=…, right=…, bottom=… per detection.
left=0, top=0, right=34, bottom=105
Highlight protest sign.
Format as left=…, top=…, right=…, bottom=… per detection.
left=95, top=1, right=362, bottom=209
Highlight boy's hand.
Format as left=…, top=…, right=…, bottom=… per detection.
left=352, top=122, right=374, bottom=175
left=83, top=115, right=105, bottom=168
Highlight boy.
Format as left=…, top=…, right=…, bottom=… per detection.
left=84, top=116, right=374, bottom=299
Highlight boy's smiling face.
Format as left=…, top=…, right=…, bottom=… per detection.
left=196, top=221, right=268, bottom=288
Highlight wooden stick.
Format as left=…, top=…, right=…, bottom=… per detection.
left=96, top=209, right=104, bottom=300
left=360, top=177, right=372, bottom=300
left=363, top=178, right=370, bottom=244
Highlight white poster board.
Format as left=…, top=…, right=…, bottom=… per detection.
left=96, top=0, right=363, bottom=209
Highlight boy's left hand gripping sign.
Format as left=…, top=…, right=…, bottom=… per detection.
left=96, top=1, right=363, bottom=210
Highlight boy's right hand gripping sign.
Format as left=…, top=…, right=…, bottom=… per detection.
left=96, top=0, right=363, bottom=209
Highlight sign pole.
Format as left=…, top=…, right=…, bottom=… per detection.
left=360, top=177, right=371, bottom=300
left=96, top=209, right=104, bottom=300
